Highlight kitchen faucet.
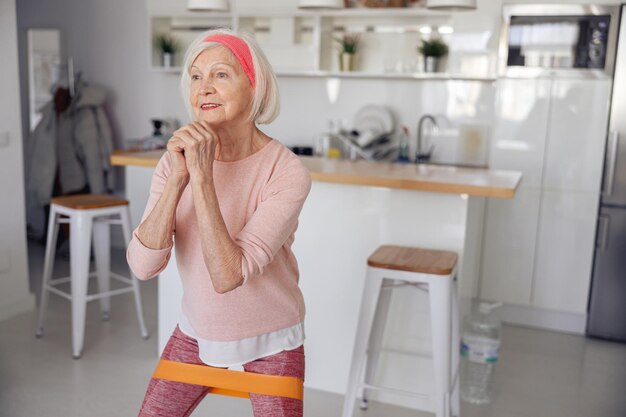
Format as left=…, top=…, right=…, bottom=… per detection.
left=416, top=115, right=438, bottom=162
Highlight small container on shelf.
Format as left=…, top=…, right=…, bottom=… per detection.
left=418, top=36, right=449, bottom=73
left=153, top=32, right=181, bottom=69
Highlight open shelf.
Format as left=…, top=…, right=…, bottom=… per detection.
left=275, top=70, right=495, bottom=81
left=148, top=8, right=493, bottom=78
left=150, top=65, right=495, bottom=82
left=236, top=7, right=449, bottom=19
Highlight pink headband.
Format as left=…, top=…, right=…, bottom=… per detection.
left=203, top=34, right=256, bottom=88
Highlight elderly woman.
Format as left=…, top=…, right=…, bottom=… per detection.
left=127, top=29, right=311, bottom=417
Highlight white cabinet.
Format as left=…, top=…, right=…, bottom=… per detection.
left=480, top=188, right=541, bottom=305
left=490, top=78, right=551, bottom=188
left=543, top=79, right=611, bottom=193
left=481, top=78, right=549, bottom=307
left=532, top=191, right=600, bottom=313
left=480, top=77, right=610, bottom=322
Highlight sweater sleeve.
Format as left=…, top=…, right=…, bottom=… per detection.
left=126, top=153, right=175, bottom=280
left=235, top=156, right=312, bottom=283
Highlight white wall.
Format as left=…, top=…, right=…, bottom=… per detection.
left=16, top=0, right=167, bottom=149
left=0, top=0, right=35, bottom=321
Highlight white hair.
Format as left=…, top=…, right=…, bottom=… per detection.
left=180, top=28, right=280, bottom=125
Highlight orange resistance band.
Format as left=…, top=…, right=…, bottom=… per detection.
left=152, top=359, right=304, bottom=400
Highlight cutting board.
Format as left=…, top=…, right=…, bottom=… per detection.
left=428, top=123, right=489, bottom=167
left=457, top=123, right=489, bottom=167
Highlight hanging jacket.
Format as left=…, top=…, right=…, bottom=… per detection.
left=26, top=81, right=115, bottom=238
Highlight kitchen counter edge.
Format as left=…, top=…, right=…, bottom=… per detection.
left=111, top=149, right=521, bottom=199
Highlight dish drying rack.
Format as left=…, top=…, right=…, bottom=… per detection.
left=330, top=131, right=398, bottom=161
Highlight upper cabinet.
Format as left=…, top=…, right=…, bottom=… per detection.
left=542, top=79, right=611, bottom=193
left=147, top=4, right=496, bottom=80
left=489, top=78, right=551, bottom=188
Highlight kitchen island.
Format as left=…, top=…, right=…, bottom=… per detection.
left=112, top=149, right=520, bottom=413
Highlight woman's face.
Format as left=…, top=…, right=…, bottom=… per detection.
left=190, top=46, right=253, bottom=126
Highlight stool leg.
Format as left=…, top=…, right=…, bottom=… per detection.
left=121, top=208, right=149, bottom=339
left=70, top=212, right=93, bottom=359
left=93, top=219, right=111, bottom=321
left=342, top=268, right=384, bottom=417
left=429, top=277, right=452, bottom=417
left=36, top=208, right=60, bottom=338
left=360, top=279, right=394, bottom=410
left=450, top=278, right=460, bottom=417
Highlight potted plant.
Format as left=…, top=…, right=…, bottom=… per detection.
left=417, top=36, right=448, bottom=73
left=335, top=33, right=360, bottom=71
left=153, top=33, right=180, bottom=68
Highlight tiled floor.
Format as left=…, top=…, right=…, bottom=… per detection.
left=1, top=240, right=625, bottom=417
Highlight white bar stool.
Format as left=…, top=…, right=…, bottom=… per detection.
left=342, top=245, right=460, bottom=417
left=35, top=194, right=149, bottom=358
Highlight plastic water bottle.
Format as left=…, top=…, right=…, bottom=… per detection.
left=460, top=302, right=502, bottom=404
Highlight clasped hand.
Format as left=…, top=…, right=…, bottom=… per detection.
left=166, top=121, right=217, bottom=185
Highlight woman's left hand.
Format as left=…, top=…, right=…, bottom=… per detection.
left=170, top=121, right=218, bottom=183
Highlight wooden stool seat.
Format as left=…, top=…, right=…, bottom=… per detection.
left=50, top=194, right=128, bottom=210
left=367, top=245, right=458, bottom=275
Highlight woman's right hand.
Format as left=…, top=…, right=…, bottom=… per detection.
left=166, top=136, right=190, bottom=187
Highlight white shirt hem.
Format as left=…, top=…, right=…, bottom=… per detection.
left=177, top=310, right=305, bottom=368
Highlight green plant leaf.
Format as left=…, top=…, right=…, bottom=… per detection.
left=417, top=37, right=448, bottom=58
left=153, top=33, right=180, bottom=54
left=335, top=33, right=360, bottom=54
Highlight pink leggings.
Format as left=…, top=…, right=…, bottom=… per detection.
left=138, top=326, right=305, bottom=417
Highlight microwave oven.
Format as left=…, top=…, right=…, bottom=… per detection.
left=499, top=4, right=621, bottom=77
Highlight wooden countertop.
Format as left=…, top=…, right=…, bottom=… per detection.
left=111, top=149, right=166, bottom=168
left=111, top=149, right=521, bottom=199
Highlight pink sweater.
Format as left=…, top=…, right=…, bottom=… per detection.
left=127, top=139, right=312, bottom=341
